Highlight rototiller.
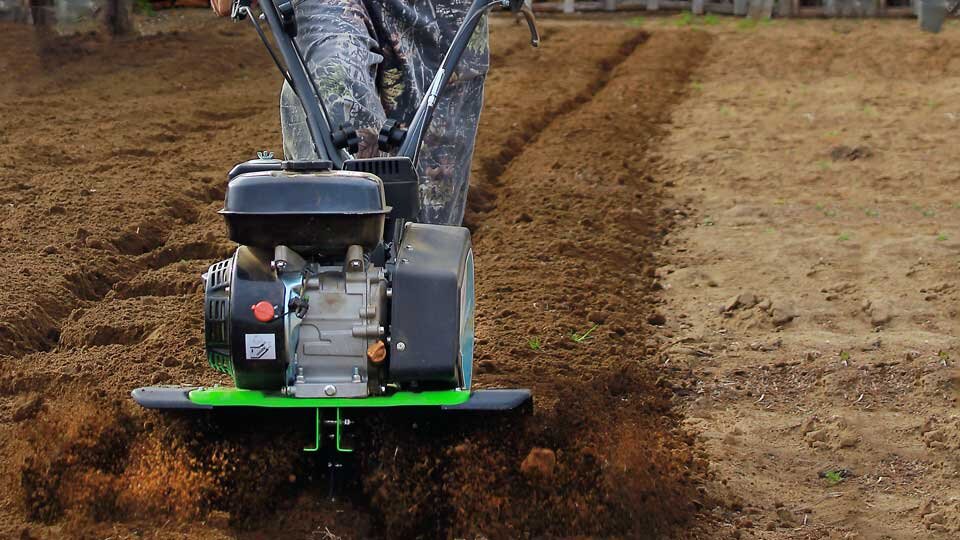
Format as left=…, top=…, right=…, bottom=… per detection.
left=132, top=0, right=539, bottom=452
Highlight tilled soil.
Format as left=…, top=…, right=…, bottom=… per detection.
left=0, top=13, right=711, bottom=539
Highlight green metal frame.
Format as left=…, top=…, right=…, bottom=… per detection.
left=303, top=408, right=355, bottom=453
left=187, top=387, right=471, bottom=408
left=186, top=388, right=473, bottom=453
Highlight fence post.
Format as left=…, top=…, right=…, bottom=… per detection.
left=563, top=0, right=575, bottom=13
left=692, top=0, right=704, bottom=13
left=605, top=0, right=617, bottom=10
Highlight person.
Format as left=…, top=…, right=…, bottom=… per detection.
left=211, top=0, right=488, bottom=226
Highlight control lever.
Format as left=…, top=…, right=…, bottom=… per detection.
left=517, top=4, right=540, bottom=47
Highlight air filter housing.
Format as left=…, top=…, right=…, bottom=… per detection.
left=220, top=168, right=389, bottom=255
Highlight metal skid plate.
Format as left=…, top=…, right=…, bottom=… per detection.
left=131, top=386, right=531, bottom=411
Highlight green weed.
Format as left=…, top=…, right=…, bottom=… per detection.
left=571, top=323, right=599, bottom=343
left=703, top=13, right=720, bottom=25
left=936, top=233, right=949, bottom=242
left=837, top=232, right=851, bottom=242
left=737, top=18, right=758, bottom=30
left=676, top=12, right=694, bottom=26
left=627, top=16, right=645, bottom=26
left=528, top=337, right=542, bottom=351
left=864, top=208, right=879, bottom=218
left=823, top=470, right=845, bottom=485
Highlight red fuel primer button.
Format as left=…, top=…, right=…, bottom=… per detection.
left=252, top=301, right=275, bottom=322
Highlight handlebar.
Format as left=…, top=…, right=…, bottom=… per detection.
left=233, top=0, right=539, bottom=169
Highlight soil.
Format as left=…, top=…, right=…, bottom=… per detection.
left=0, top=11, right=710, bottom=540
left=3, top=10, right=953, bottom=540
left=652, top=17, right=960, bottom=540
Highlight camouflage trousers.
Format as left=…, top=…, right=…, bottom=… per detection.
left=280, top=0, right=489, bottom=226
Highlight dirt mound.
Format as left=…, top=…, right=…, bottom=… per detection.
left=360, top=368, right=702, bottom=539
left=19, top=402, right=304, bottom=525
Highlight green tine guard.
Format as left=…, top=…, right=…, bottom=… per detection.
left=304, top=408, right=321, bottom=452
left=336, top=408, right=353, bottom=453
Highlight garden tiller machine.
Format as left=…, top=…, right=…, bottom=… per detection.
left=132, top=0, right=539, bottom=452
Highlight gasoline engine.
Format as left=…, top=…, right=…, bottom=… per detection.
left=204, top=157, right=475, bottom=398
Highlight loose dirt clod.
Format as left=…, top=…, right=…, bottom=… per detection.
left=520, top=447, right=557, bottom=479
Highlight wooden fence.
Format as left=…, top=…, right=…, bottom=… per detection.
left=533, top=0, right=923, bottom=17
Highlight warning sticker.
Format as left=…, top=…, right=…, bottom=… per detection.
left=245, top=334, right=277, bottom=360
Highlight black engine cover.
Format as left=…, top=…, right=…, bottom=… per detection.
left=389, top=223, right=472, bottom=389
left=228, top=246, right=288, bottom=390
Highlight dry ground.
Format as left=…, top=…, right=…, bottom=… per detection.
left=652, top=16, right=960, bottom=540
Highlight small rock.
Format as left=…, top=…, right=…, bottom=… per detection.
left=12, top=395, right=44, bottom=422
left=42, top=245, right=58, bottom=255
left=869, top=305, right=892, bottom=327
left=801, top=417, right=818, bottom=434
left=647, top=312, right=666, bottom=326
left=771, top=305, right=796, bottom=326
left=516, top=212, right=533, bottom=223
left=587, top=311, right=608, bottom=324
left=521, top=447, right=556, bottom=479
left=923, top=511, right=946, bottom=526
left=722, top=295, right=740, bottom=313
left=805, top=429, right=828, bottom=443
left=738, top=292, right=758, bottom=309
left=757, top=298, right=772, bottom=311
left=923, top=429, right=946, bottom=443
left=838, top=434, right=859, bottom=449
left=162, top=357, right=181, bottom=368
left=861, top=336, right=881, bottom=351
left=477, top=360, right=498, bottom=373
left=830, top=144, right=872, bottom=161
left=776, top=508, right=798, bottom=527
left=750, top=337, right=782, bottom=352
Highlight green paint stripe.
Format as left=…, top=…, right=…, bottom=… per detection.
left=187, top=387, right=471, bottom=408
